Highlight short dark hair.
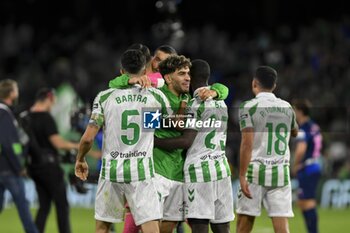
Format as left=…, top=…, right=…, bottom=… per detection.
left=158, top=55, right=191, bottom=77
left=155, top=45, right=177, bottom=55
left=190, top=59, right=210, bottom=83
left=128, top=43, right=152, bottom=64
left=292, top=98, right=312, bottom=116
left=254, top=66, right=277, bottom=89
left=0, top=79, right=17, bottom=100
left=35, top=88, right=55, bottom=102
left=121, top=49, right=146, bottom=75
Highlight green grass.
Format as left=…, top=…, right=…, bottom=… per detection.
left=0, top=207, right=349, bottom=232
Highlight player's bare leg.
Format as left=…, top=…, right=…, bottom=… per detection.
left=271, top=217, right=289, bottom=233
left=298, top=199, right=317, bottom=210
left=95, top=220, right=112, bottom=233
left=211, top=222, right=230, bottom=233
left=141, top=220, right=160, bottom=233
left=160, top=221, right=177, bottom=233
left=188, top=218, right=209, bottom=233
left=236, top=214, right=255, bottom=233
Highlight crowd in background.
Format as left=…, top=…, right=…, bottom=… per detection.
left=0, top=17, right=349, bottom=180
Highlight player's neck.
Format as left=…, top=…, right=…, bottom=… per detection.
left=31, top=102, right=50, bottom=112
left=167, top=85, right=181, bottom=97
left=2, top=98, right=13, bottom=106
left=255, top=90, right=272, bottom=96
left=145, top=65, right=153, bottom=74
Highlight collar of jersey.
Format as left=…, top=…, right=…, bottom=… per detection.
left=160, top=84, right=183, bottom=101
left=256, top=92, right=276, bottom=99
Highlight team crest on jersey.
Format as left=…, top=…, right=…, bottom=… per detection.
left=143, top=110, right=161, bottom=129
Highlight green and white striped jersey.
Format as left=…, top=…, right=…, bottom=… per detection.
left=90, top=86, right=171, bottom=183
left=184, top=87, right=231, bottom=183
left=239, top=92, right=297, bottom=187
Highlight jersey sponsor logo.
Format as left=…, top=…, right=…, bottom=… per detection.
left=251, top=158, right=290, bottom=166
left=109, top=150, right=147, bottom=159
left=143, top=110, right=161, bottom=129
left=200, top=153, right=225, bottom=160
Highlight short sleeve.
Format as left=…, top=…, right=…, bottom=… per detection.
left=108, top=74, right=131, bottom=88
left=239, top=102, right=253, bottom=130
left=44, top=114, right=59, bottom=136
left=89, top=93, right=105, bottom=127
left=210, top=83, right=229, bottom=100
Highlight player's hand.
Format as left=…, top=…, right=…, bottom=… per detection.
left=239, top=176, right=252, bottom=199
left=129, top=75, right=151, bottom=88
left=198, top=88, right=218, bottom=101
left=75, top=159, right=89, bottom=181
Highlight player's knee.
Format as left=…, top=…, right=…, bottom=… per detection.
left=236, top=215, right=254, bottom=233
left=95, top=220, right=111, bottom=233
left=160, top=220, right=177, bottom=233
left=141, top=220, right=160, bottom=233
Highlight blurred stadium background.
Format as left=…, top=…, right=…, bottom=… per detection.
left=0, top=0, right=350, bottom=232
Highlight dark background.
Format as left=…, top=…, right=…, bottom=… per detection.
left=1, top=0, right=348, bottom=33
left=0, top=0, right=349, bottom=178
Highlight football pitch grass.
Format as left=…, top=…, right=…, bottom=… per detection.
left=0, top=207, right=349, bottom=233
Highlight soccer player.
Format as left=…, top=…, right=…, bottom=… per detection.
left=151, top=45, right=178, bottom=72
left=75, top=49, right=171, bottom=233
left=236, top=66, right=298, bottom=233
left=120, top=43, right=177, bottom=233
left=292, top=99, right=322, bottom=233
left=153, top=59, right=234, bottom=233
left=109, top=53, right=228, bottom=233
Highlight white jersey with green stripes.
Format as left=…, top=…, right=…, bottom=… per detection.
left=90, top=86, right=171, bottom=183
left=184, top=87, right=231, bottom=183
left=239, top=92, right=297, bottom=187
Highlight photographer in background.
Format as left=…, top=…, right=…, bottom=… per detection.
left=21, top=88, right=79, bottom=233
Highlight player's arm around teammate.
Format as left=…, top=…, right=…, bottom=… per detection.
left=76, top=49, right=162, bottom=233
left=154, top=60, right=233, bottom=233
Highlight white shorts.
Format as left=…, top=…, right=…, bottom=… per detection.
left=154, top=173, right=184, bottom=221
left=184, top=177, right=235, bottom=224
left=236, top=183, right=294, bottom=217
left=95, top=178, right=162, bottom=226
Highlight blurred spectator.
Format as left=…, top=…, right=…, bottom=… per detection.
left=0, top=15, right=349, bottom=178
left=0, top=79, right=39, bottom=233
